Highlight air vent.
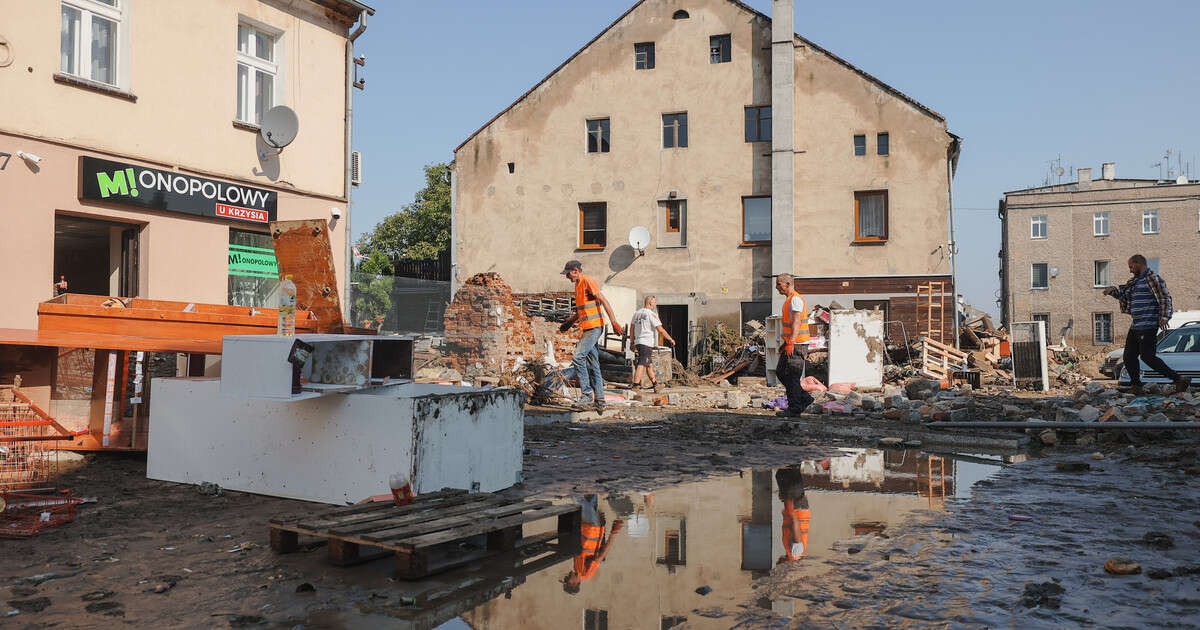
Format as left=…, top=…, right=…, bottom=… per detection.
left=351, top=151, right=363, bottom=186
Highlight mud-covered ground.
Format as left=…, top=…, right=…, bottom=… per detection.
left=1, top=411, right=1197, bottom=629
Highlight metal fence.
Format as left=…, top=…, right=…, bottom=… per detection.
left=348, top=272, right=451, bottom=335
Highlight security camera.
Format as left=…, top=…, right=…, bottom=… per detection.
left=330, top=207, right=343, bottom=219
left=16, top=150, right=43, bottom=164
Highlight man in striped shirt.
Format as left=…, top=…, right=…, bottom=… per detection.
left=1103, top=254, right=1190, bottom=394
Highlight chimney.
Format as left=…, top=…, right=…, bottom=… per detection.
left=1101, top=162, right=1115, bottom=180
left=1078, top=167, right=1092, bottom=189
left=771, top=0, right=795, bottom=314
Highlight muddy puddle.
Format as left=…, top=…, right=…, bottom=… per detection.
left=299, top=448, right=1006, bottom=629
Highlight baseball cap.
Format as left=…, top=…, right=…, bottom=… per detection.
left=561, top=260, right=582, bottom=275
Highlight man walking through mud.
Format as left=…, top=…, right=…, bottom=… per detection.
left=559, top=260, right=624, bottom=410
left=1103, top=254, right=1191, bottom=394
left=775, top=274, right=814, bottom=416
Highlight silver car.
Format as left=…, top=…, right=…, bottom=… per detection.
left=1118, top=322, right=1200, bottom=384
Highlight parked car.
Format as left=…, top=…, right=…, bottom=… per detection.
left=1117, top=321, right=1200, bottom=384
left=1100, top=311, right=1200, bottom=378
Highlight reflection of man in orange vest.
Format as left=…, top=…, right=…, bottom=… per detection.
left=562, top=494, right=623, bottom=594
left=775, top=274, right=814, bottom=417
left=775, top=466, right=811, bottom=564
left=559, top=260, right=624, bottom=412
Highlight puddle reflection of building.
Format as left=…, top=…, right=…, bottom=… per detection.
left=461, top=450, right=958, bottom=629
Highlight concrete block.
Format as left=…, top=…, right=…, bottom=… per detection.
left=725, top=391, right=751, bottom=409
left=1077, top=405, right=1101, bottom=423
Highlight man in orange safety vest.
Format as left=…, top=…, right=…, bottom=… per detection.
left=775, top=274, right=814, bottom=416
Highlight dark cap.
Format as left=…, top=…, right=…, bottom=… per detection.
left=561, top=260, right=582, bottom=275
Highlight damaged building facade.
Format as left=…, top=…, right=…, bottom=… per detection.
left=1000, top=163, right=1200, bottom=350
left=452, top=0, right=959, bottom=363
left=0, top=0, right=371, bottom=329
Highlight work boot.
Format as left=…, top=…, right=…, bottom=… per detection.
left=593, top=400, right=606, bottom=413
left=1130, top=383, right=1145, bottom=396
left=572, top=395, right=594, bottom=409
left=1176, top=377, right=1192, bottom=394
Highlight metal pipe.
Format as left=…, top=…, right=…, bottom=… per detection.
left=927, top=421, right=1198, bottom=430
left=343, top=10, right=368, bottom=321
left=947, top=137, right=961, bottom=350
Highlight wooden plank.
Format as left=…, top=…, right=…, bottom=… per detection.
left=395, top=504, right=577, bottom=552
left=317, top=489, right=468, bottom=519
left=325, top=495, right=510, bottom=536
left=269, top=528, right=298, bottom=554
left=364, top=500, right=551, bottom=544
left=268, top=490, right=470, bottom=527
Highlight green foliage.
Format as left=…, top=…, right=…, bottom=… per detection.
left=356, top=163, right=451, bottom=262
left=352, top=250, right=393, bottom=328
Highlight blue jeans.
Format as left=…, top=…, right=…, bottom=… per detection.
left=562, top=327, right=605, bottom=401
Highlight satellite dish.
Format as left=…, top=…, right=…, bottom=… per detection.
left=1055, top=167, right=1065, bottom=177
left=260, top=106, right=299, bottom=150
left=629, top=226, right=651, bottom=254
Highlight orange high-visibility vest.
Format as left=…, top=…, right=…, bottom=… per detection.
left=574, top=275, right=605, bottom=331
left=781, top=292, right=811, bottom=343
left=575, top=522, right=605, bottom=579
left=781, top=498, right=811, bottom=561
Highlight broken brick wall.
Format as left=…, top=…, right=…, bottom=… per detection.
left=443, top=273, right=580, bottom=376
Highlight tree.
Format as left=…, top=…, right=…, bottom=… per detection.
left=357, top=163, right=451, bottom=262
left=351, top=249, right=393, bottom=329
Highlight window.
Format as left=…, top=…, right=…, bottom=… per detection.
left=1142, top=209, right=1159, bottom=234
left=1158, top=328, right=1200, bottom=353
left=584, top=610, right=609, bottom=630
left=854, top=191, right=888, bottom=242
left=1031, top=263, right=1049, bottom=289
left=579, top=203, right=607, bottom=249
left=662, top=113, right=688, bottom=148
left=744, top=106, right=771, bottom=142
left=666, top=201, right=681, bottom=232
left=742, top=196, right=771, bottom=245
left=60, top=0, right=122, bottom=86
left=853, top=134, right=866, bottom=156
left=1030, top=215, right=1047, bottom=239
left=634, top=42, right=655, bottom=69
left=672, top=9, right=690, bottom=19
left=1093, top=211, right=1110, bottom=236
left=658, top=199, right=686, bottom=247
left=877, top=132, right=889, bottom=155
left=237, top=22, right=279, bottom=125
left=854, top=299, right=889, bottom=324
left=1032, top=313, right=1050, bottom=343
left=662, top=617, right=688, bottom=630
left=709, top=34, right=731, bottom=63
left=740, top=302, right=771, bottom=331
left=1093, top=260, right=1110, bottom=287
left=1093, top=313, right=1113, bottom=344
left=228, top=229, right=279, bottom=308
left=586, top=118, right=610, bottom=153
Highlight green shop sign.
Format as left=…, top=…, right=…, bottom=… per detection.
left=229, top=244, right=278, bottom=279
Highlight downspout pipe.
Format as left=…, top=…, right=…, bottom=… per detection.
left=343, top=10, right=367, bottom=321
left=947, top=135, right=962, bottom=349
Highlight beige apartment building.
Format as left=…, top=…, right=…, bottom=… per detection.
left=452, top=0, right=959, bottom=360
left=1000, top=163, right=1200, bottom=350
left=0, top=0, right=372, bottom=329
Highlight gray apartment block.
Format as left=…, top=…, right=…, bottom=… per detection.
left=1000, top=165, right=1200, bottom=350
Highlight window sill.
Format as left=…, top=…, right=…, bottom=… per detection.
left=739, top=241, right=770, bottom=248
left=233, top=120, right=261, bottom=133
left=1094, top=233, right=1109, bottom=237
left=1030, top=287, right=1049, bottom=291
left=1030, top=236, right=1047, bottom=240
left=656, top=244, right=687, bottom=249
left=575, top=246, right=606, bottom=252
left=1142, top=231, right=1159, bottom=235
left=852, top=238, right=888, bottom=246
left=53, top=73, right=136, bottom=102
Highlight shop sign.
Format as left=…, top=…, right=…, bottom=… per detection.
left=229, top=243, right=279, bottom=279
left=80, top=156, right=277, bottom=224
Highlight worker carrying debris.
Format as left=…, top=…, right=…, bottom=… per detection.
left=775, top=274, right=815, bottom=416
left=558, top=260, right=624, bottom=411
left=1102, top=254, right=1191, bottom=394
left=629, top=295, right=675, bottom=391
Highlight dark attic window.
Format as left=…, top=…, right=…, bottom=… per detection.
left=673, top=10, right=689, bottom=19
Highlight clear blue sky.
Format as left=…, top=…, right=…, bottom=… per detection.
left=350, top=0, right=1200, bottom=317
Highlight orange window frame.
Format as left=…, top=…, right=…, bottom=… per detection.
left=665, top=201, right=681, bottom=233
left=741, top=195, right=771, bottom=246
left=853, top=190, right=889, bottom=243
left=578, top=203, right=606, bottom=250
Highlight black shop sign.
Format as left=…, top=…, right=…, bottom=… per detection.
left=80, top=156, right=278, bottom=224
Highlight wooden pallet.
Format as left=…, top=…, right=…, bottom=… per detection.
left=268, top=489, right=582, bottom=579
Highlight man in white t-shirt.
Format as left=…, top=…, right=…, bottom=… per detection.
left=629, top=295, right=675, bottom=390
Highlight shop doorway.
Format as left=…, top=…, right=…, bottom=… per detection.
left=657, top=304, right=689, bottom=366
left=53, top=215, right=139, bottom=297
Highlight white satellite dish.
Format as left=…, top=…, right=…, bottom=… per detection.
left=260, top=105, right=299, bottom=150
left=629, top=226, right=651, bottom=255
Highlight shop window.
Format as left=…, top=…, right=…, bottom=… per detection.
left=1093, top=313, right=1112, bottom=344
left=228, top=228, right=279, bottom=307
left=1142, top=209, right=1159, bottom=234
left=658, top=199, right=686, bottom=247
left=579, top=202, right=607, bottom=249
left=877, top=132, right=889, bottom=155
left=745, top=106, right=771, bottom=142
left=854, top=190, right=888, bottom=243
left=709, top=34, right=731, bottom=63
left=53, top=214, right=139, bottom=298
left=1093, top=260, right=1110, bottom=287
left=237, top=21, right=280, bottom=125
left=662, top=112, right=688, bottom=148
left=586, top=118, right=610, bottom=153
left=1031, top=263, right=1049, bottom=289
left=634, top=42, right=655, bottom=69
left=1093, top=211, right=1109, bottom=236
left=742, top=196, right=770, bottom=245
left=853, top=134, right=866, bottom=156
left=60, top=0, right=124, bottom=87
left=1030, top=215, right=1047, bottom=239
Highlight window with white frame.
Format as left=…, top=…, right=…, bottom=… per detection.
left=1031, top=262, right=1049, bottom=289
left=1093, top=313, right=1113, bottom=344
left=1030, top=215, right=1047, bottom=239
left=60, top=0, right=122, bottom=86
left=1093, top=260, right=1110, bottom=287
left=237, top=22, right=280, bottom=125
left=1142, top=209, right=1159, bottom=234
left=1093, top=211, right=1109, bottom=236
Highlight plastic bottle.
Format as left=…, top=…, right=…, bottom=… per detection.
left=277, top=274, right=297, bottom=336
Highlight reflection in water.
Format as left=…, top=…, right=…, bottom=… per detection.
left=450, top=449, right=1001, bottom=630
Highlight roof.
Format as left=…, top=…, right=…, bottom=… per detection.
left=1005, top=179, right=1200, bottom=196
left=455, top=0, right=947, bottom=152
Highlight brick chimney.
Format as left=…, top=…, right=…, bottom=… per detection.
left=1078, top=167, right=1092, bottom=189
left=1101, top=162, right=1115, bottom=180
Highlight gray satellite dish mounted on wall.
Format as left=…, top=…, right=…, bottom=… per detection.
left=259, top=105, right=299, bottom=153
left=629, top=226, right=651, bottom=256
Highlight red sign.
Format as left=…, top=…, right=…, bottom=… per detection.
left=215, top=204, right=269, bottom=223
